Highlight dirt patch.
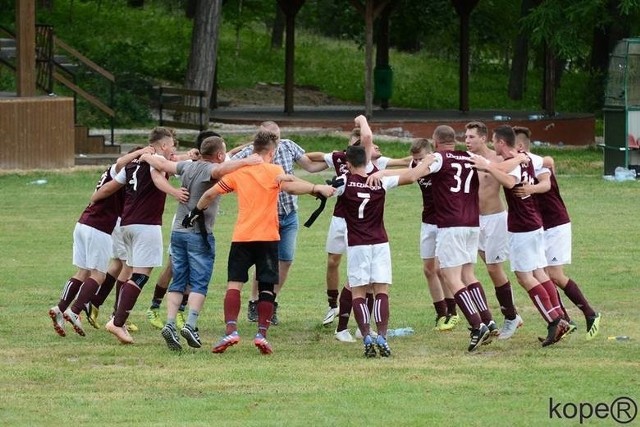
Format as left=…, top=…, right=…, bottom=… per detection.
left=217, top=82, right=354, bottom=107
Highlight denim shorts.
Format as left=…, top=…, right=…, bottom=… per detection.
left=278, top=211, right=298, bottom=262
left=169, top=231, right=215, bottom=296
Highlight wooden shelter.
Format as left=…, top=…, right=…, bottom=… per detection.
left=0, top=0, right=74, bottom=169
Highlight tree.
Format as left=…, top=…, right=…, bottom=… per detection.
left=508, top=0, right=537, bottom=101
left=523, top=0, right=640, bottom=111
left=271, top=2, right=285, bottom=49
left=184, top=0, right=223, bottom=123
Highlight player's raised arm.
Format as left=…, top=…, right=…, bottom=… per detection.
left=354, top=115, right=373, bottom=165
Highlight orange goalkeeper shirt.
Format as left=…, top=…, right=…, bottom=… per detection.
left=213, top=163, right=284, bottom=242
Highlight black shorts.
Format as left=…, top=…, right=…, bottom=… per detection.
left=227, top=241, right=279, bottom=284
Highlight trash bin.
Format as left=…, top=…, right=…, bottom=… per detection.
left=374, top=65, right=393, bottom=102
left=602, top=38, right=640, bottom=176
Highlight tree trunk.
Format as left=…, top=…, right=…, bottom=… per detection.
left=277, top=0, right=305, bottom=114
left=451, top=0, right=480, bottom=112
left=184, top=0, right=223, bottom=124
left=541, top=43, right=556, bottom=115
left=375, top=2, right=393, bottom=109
left=271, top=3, right=285, bottom=50
left=508, top=0, right=535, bottom=100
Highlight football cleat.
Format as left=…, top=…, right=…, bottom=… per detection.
left=63, top=309, right=86, bottom=337
left=497, top=314, right=523, bottom=340
left=212, top=331, right=240, bottom=354
left=48, top=306, right=66, bottom=337
left=586, top=312, right=601, bottom=341
left=146, top=308, right=164, bottom=329
left=105, top=318, right=134, bottom=344
left=161, top=323, right=182, bottom=351
left=254, top=333, right=273, bottom=355
left=468, top=323, right=490, bottom=352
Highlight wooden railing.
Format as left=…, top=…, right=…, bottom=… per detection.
left=0, top=25, right=116, bottom=145
left=157, top=86, right=208, bottom=132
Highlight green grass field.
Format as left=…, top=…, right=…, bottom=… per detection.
left=0, top=141, right=638, bottom=426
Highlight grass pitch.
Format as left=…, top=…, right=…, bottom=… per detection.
left=0, top=141, right=638, bottom=426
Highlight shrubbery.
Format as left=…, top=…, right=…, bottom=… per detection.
left=0, top=0, right=599, bottom=127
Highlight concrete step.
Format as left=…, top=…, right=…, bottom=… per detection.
left=75, top=153, right=120, bottom=166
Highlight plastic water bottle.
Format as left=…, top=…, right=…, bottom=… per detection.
left=608, top=336, right=630, bottom=341
left=627, top=168, right=637, bottom=180
left=28, top=179, right=48, bottom=185
left=493, top=115, right=511, bottom=121
left=615, top=167, right=637, bottom=181
left=387, top=327, right=414, bottom=337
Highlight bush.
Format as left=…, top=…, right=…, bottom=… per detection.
left=0, top=0, right=599, bottom=127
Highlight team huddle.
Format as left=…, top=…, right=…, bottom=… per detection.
left=48, top=116, right=601, bottom=357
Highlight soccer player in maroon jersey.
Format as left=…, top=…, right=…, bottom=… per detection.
left=333, top=144, right=433, bottom=357
left=427, top=125, right=499, bottom=351
left=408, top=138, right=459, bottom=331
left=465, top=121, right=522, bottom=339
left=48, top=146, right=153, bottom=337
left=512, top=126, right=601, bottom=340
left=91, top=127, right=189, bottom=344
left=306, top=123, right=411, bottom=339
left=473, top=125, right=571, bottom=347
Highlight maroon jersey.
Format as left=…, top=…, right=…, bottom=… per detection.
left=430, top=150, right=479, bottom=228
left=338, top=174, right=392, bottom=246
left=78, top=165, right=124, bottom=234
left=411, top=159, right=436, bottom=224
left=502, top=153, right=543, bottom=232
left=330, top=151, right=380, bottom=219
left=120, top=159, right=168, bottom=226
left=536, top=172, right=570, bottom=229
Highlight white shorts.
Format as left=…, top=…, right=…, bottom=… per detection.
left=325, top=216, right=347, bottom=255
left=72, top=222, right=112, bottom=273
left=121, top=224, right=164, bottom=268
left=111, top=218, right=127, bottom=261
left=420, top=222, right=438, bottom=259
left=436, top=227, right=479, bottom=268
left=479, top=211, right=509, bottom=264
left=347, top=243, right=392, bottom=287
left=544, top=222, right=572, bottom=266
left=508, top=228, right=547, bottom=273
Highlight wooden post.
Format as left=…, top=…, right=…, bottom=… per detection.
left=16, top=0, right=37, bottom=96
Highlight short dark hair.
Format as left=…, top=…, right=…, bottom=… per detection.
left=196, top=130, right=221, bottom=151
left=513, top=126, right=531, bottom=139
left=200, top=136, right=225, bottom=157
left=493, top=125, right=516, bottom=147
left=346, top=145, right=366, bottom=167
left=410, top=138, right=433, bottom=154
left=253, top=130, right=278, bottom=154
left=149, top=127, right=175, bottom=144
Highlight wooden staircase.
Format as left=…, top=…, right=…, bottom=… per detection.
left=0, top=25, right=120, bottom=163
